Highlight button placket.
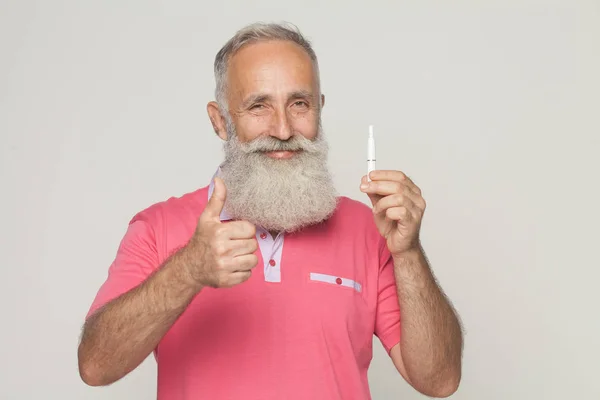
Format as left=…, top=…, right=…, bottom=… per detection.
left=255, top=228, right=283, bottom=282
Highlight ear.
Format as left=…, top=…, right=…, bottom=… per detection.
left=206, top=101, right=229, bottom=141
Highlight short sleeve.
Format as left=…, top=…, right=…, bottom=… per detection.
left=85, top=215, right=159, bottom=319
left=373, top=240, right=401, bottom=354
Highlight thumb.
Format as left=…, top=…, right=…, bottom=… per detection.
left=204, top=176, right=227, bottom=220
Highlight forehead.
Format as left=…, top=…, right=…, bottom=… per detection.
left=227, top=40, right=317, bottom=97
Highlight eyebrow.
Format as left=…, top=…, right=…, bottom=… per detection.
left=241, top=90, right=315, bottom=108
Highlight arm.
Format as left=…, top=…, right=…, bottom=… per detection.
left=390, top=245, right=462, bottom=397
left=360, top=170, right=463, bottom=397
left=78, top=177, right=258, bottom=386
left=78, top=246, right=202, bottom=386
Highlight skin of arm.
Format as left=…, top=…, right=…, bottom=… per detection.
left=389, top=246, right=463, bottom=398
left=77, top=247, right=202, bottom=386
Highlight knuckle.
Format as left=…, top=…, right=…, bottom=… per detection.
left=243, top=254, right=258, bottom=269
left=250, top=254, right=258, bottom=266
left=213, top=241, right=227, bottom=256
left=215, top=257, right=228, bottom=271
left=250, top=239, right=258, bottom=253
left=214, top=225, right=227, bottom=238
left=245, top=222, right=256, bottom=236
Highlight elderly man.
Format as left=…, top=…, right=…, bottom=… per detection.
left=78, top=22, right=463, bottom=400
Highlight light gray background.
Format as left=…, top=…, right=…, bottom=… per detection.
left=1, top=1, right=599, bottom=399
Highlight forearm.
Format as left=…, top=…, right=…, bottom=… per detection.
left=78, top=246, right=202, bottom=386
left=393, top=246, right=462, bottom=394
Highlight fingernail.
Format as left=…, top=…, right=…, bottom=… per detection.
left=360, top=184, right=368, bottom=190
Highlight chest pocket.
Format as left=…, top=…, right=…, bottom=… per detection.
left=303, top=268, right=371, bottom=329
left=300, top=267, right=374, bottom=365
left=309, top=272, right=362, bottom=293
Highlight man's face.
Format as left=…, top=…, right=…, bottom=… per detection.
left=224, top=40, right=322, bottom=151
left=207, top=40, right=338, bottom=233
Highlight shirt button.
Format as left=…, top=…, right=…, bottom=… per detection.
left=260, top=232, right=267, bottom=239
left=269, top=259, right=276, bottom=267
left=335, top=277, right=342, bottom=285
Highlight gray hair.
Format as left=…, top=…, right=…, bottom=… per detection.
left=213, top=22, right=321, bottom=113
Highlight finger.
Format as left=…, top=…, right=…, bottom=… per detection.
left=373, top=193, right=420, bottom=221
left=361, top=181, right=426, bottom=213
left=361, top=175, right=382, bottom=207
left=223, top=221, right=256, bottom=240
left=373, top=193, right=409, bottom=215
left=368, top=170, right=422, bottom=195
left=225, top=270, right=252, bottom=286
left=361, top=179, right=401, bottom=197
left=372, top=190, right=424, bottom=215
left=232, top=253, right=259, bottom=271
left=384, top=206, right=413, bottom=225
left=226, top=238, right=258, bottom=257
left=203, top=177, right=227, bottom=220
left=361, top=179, right=416, bottom=199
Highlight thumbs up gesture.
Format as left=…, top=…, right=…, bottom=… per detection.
left=184, top=177, right=259, bottom=288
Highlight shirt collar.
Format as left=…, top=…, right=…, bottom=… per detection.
left=207, top=166, right=232, bottom=221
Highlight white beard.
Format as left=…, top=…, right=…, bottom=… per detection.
left=217, top=121, right=338, bottom=233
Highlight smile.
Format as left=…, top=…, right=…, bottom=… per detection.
left=263, top=150, right=300, bottom=159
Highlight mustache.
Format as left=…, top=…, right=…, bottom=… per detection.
left=236, top=134, right=323, bottom=154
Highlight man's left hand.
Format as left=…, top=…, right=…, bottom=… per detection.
left=360, top=170, right=427, bottom=257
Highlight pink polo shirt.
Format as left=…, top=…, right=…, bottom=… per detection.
left=86, top=176, right=401, bottom=400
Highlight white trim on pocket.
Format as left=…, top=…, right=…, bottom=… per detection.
left=309, top=272, right=362, bottom=293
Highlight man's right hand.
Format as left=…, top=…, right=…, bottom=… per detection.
left=184, top=176, right=259, bottom=288
left=78, top=177, right=258, bottom=387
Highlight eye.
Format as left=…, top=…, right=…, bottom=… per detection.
left=293, top=101, right=309, bottom=108
left=250, top=103, right=265, bottom=110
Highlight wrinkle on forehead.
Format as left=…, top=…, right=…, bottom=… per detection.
left=226, top=40, right=318, bottom=108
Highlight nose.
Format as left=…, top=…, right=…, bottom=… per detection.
left=270, top=108, right=293, bottom=141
